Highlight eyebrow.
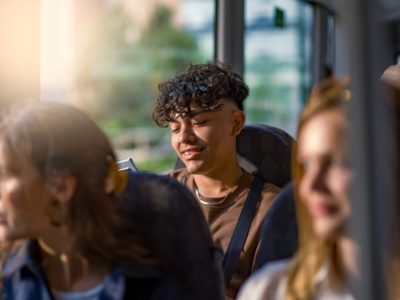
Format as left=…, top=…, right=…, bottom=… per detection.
left=168, top=103, right=224, bottom=123
left=187, top=103, right=224, bottom=118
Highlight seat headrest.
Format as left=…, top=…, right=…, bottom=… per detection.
left=236, top=124, right=294, bottom=187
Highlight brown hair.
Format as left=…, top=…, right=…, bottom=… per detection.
left=0, top=102, right=150, bottom=267
left=152, top=62, right=249, bottom=127
left=285, top=78, right=350, bottom=299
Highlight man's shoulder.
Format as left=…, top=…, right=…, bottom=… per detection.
left=261, top=181, right=280, bottom=195
left=242, top=171, right=279, bottom=191
left=242, top=171, right=280, bottom=199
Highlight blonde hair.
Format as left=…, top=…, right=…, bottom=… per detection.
left=285, top=78, right=350, bottom=299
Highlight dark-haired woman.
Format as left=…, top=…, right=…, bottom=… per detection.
left=0, top=102, right=186, bottom=299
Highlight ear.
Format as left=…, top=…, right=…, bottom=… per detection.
left=231, top=109, right=245, bottom=136
left=48, top=175, right=77, bottom=204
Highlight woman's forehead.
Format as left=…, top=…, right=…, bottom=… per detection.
left=0, top=138, right=33, bottom=172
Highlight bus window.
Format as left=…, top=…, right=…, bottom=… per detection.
left=41, top=0, right=215, bottom=172
left=244, top=0, right=313, bottom=136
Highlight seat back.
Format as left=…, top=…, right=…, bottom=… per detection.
left=117, top=158, right=138, bottom=172
left=174, top=124, right=295, bottom=188
left=253, top=181, right=299, bottom=270
left=120, top=171, right=224, bottom=300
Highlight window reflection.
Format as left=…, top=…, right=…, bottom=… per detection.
left=244, top=0, right=313, bottom=136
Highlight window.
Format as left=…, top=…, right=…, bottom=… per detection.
left=244, top=0, right=313, bottom=136
left=41, top=0, right=215, bottom=172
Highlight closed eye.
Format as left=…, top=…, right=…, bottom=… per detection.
left=169, top=121, right=180, bottom=133
left=192, top=120, right=207, bottom=126
left=170, top=127, right=180, bottom=133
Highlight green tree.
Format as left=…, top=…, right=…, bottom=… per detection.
left=75, top=5, right=202, bottom=135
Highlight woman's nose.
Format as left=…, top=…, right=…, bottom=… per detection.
left=308, top=167, right=327, bottom=192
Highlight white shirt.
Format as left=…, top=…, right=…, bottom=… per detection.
left=238, top=259, right=355, bottom=300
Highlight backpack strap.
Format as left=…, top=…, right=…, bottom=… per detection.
left=222, top=176, right=264, bottom=286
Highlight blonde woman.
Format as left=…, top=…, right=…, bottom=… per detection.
left=238, top=78, right=356, bottom=299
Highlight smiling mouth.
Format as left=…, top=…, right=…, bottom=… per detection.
left=181, top=147, right=204, bottom=160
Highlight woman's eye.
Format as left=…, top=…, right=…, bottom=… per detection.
left=331, top=158, right=349, bottom=168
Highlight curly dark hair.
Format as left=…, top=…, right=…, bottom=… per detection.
left=152, top=62, right=249, bottom=127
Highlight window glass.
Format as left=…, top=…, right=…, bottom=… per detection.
left=244, top=0, right=313, bottom=136
left=41, top=0, right=215, bottom=172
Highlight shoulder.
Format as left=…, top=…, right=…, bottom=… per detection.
left=238, top=259, right=289, bottom=300
left=238, top=172, right=279, bottom=212
left=243, top=171, right=280, bottom=196
left=248, top=172, right=280, bottom=207
left=261, top=181, right=280, bottom=197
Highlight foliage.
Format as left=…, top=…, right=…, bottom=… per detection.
left=75, top=5, right=202, bottom=133
left=136, top=153, right=177, bottom=174
left=245, top=55, right=294, bottom=126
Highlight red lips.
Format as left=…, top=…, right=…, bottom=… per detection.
left=311, top=202, right=338, bottom=217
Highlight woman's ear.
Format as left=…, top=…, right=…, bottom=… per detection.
left=231, top=109, right=245, bottom=136
left=48, top=175, right=77, bottom=204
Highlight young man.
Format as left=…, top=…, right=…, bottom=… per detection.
left=152, top=62, right=280, bottom=299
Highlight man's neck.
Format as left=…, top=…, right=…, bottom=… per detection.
left=192, top=164, right=243, bottom=198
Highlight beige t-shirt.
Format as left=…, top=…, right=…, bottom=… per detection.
left=169, top=168, right=279, bottom=299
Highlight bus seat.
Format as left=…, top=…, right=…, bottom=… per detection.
left=174, top=124, right=294, bottom=188
left=120, top=171, right=224, bottom=300
left=254, top=181, right=298, bottom=270
left=117, top=157, right=138, bottom=172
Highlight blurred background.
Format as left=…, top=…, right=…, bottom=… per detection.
left=0, top=0, right=313, bottom=172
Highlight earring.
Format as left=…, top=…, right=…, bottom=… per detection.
left=48, top=200, right=64, bottom=227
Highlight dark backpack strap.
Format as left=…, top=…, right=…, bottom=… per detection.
left=222, top=176, right=264, bottom=286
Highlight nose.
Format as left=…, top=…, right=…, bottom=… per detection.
left=179, top=125, right=196, bottom=143
left=306, top=166, right=328, bottom=193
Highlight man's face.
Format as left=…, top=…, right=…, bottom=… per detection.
left=168, top=99, right=244, bottom=176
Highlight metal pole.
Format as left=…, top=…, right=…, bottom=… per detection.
left=215, top=0, right=245, bottom=76
left=334, top=0, right=395, bottom=298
